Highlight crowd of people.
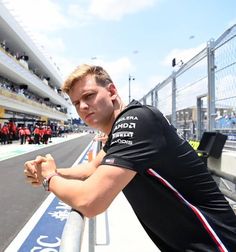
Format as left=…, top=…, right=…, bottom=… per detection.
left=0, top=75, right=67, bottom=114
left=0, top=122, right=53, bottom=145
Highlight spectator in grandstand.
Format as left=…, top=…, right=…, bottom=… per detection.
left=24, top=64, right=236, bottom=251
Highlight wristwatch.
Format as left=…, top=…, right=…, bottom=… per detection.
left=42, top=172, right=60, bottom=191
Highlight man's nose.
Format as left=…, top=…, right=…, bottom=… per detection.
left=79, top=100, right=89, bottom=110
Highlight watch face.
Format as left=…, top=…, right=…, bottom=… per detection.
left=42, top=179, right=49, bottom=191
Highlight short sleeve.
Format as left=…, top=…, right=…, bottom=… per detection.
left=101, top=106, right=167, bottom=174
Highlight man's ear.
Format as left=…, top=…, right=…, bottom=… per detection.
left=107, top=83, right=118, bottom=100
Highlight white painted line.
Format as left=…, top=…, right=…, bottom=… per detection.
left=5, top=193, right=55, bottom=252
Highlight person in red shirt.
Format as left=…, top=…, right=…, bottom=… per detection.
left=39, top=126, right=44, bottom=144
left=24, top=127, right=31, bottom=144
left=18, top=127, right=25, bottom=145
left=42, top=126, right=48, bottom=144
left=1, top=123, right=9, bottom=144
left=33, top=125, right=40, bottom=144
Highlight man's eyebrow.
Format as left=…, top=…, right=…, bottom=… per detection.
left=72, top=90, right=96, bottom=105
left=72, top=98, right=79, bottom=105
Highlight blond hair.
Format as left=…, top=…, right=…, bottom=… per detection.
left=62, top=64, right=113, bottom=94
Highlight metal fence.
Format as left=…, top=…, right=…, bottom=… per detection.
left=140, top=24, right=236, bottom=141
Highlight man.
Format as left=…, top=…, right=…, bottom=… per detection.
left=18, top=126, right=25, bottom=145
left=33, top=125, right=40, bottom=144
left=24, top=64, right=236, bottom=251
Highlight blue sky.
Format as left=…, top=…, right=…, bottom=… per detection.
left=3, top=0, right=236, bottom=108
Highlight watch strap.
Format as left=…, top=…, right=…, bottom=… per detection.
left=43, top=172, right=60, bottom=191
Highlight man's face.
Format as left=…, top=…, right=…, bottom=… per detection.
left=69, top=74, right=116, bottom=130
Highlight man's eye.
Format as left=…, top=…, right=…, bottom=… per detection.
left=86, top=93, right=94, bottom=99
left=74, top=101, right=80, bottom=107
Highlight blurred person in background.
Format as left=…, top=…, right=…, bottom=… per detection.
left=18, top=126, right=25, bottom=145
left=1, top=123, right=9, bottom=144
left=24, top=126, right=31, bottom=144
left=33, top=125, right=40, bottom=145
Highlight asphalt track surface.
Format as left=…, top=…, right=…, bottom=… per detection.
left=0, top=133, right=94, bottom=251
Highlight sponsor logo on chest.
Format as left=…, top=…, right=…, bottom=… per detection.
left=112, top=131, right=134, bottom=139
left=114, top=122, right=136, bottom=130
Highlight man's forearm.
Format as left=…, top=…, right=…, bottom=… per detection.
left=56, top=149, right=106, bottom=180
left=57, top=162, right=96, bottom=180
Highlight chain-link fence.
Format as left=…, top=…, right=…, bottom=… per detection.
left=140, top=24, right=236, bottom=141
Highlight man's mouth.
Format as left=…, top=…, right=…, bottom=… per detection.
left=85, top=112, right=94, bottom=121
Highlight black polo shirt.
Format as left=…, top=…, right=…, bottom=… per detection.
left=102, top=100, right=236, bottom=251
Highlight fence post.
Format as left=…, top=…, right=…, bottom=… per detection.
left=154, top=88, right=158, bottom=108
left=207, top=39, right=216, bottom=131
left=143, top=96, right=147, bottom=105
left=171, top=72, right=177, bottom=127
left=88, top=218, right=96, bottom=252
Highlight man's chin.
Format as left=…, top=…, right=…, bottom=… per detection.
left=85, top=120, right=98, bottom=129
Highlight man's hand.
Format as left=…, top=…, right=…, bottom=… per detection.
left=24, top=154, right=57, bottom=186
left=35, top=154, right=57, bottom=180
left=24, top=160, right=41, bottom=187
